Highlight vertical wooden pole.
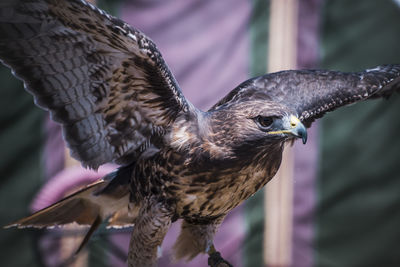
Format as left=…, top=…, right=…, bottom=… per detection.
left=264, top=0, right=298, bottom=266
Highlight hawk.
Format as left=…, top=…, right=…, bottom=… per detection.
left=1, top=0, right=399, bottom=266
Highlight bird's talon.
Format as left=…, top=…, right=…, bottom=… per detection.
left=208, top=251, right=233, bottom=267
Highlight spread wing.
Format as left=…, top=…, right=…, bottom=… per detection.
left=213, top=64, right=400, bottom=127
left=0, top=0, right=191, bottom=168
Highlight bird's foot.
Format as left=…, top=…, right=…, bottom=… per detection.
left=208, top=251, right=233, bottom=267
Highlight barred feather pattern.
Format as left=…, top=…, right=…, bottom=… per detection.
left=0, top=0, right=191, bottom=168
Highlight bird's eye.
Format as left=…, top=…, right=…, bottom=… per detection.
left=256, top=116, right=274, bottom=128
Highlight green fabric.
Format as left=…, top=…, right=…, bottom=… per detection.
left=0, top=66, right=44, bottom=265
left=249, top=0, right=269, bottom=78
left=97, top=0, right=122, bottom=17
left=88, top=223, right=111, bottom=267
left=317, top=1, right=400, bottom=267
left=243, top=1, right=269, bottom=267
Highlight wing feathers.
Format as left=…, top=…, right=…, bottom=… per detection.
left=0, top=0, right=192, bottom=168
left=360, top=65, right=400, bottom=99
left=215, top=65, right=400, bottom=127
left=296, top=65, right=400, bottom=125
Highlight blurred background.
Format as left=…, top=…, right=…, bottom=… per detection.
left=1, top=0, right=399, bottom=266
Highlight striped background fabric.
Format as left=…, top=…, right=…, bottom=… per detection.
left=0, top=1, right=400, bottom=267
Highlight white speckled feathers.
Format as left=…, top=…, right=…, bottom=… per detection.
left=212, top=65, right=400, bottom=127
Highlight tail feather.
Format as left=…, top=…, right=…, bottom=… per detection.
left=4, top=165, right=138, bottom=253
left=4, top=179, right=107, bottom=229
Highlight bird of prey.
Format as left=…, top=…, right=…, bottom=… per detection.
left=1, top=0, right=399, bottom=266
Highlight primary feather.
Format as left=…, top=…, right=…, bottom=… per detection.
left=0, top=0, right=191, bottom=169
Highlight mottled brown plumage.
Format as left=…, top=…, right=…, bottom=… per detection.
left=1, top=1, right=400, bottom=266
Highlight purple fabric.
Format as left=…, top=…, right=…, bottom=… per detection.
left=121, top=0, right=251, bottom=110
left=292, top=125, right=318, bottom=267
left=31, top=165, right=115, bottom=212
left=296, top=0, right=322, bottom=70
left=292, top=1, right=322, bottom=267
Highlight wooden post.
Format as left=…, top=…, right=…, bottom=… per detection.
left=264, top=0, right=298, bottom=266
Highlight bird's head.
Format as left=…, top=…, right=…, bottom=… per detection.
left=207, top=99, right=307, bottom=159
left=253, top=113, right=307, bottom=145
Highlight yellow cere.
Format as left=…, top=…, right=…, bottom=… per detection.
left=267, top=115, right=300, bottom=135
left=289, top=115, right=300, bottom=128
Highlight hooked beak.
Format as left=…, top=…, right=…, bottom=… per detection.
left=267, top=115, right=308, bottom=144
left=290, top=117, right=308, bottom=144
